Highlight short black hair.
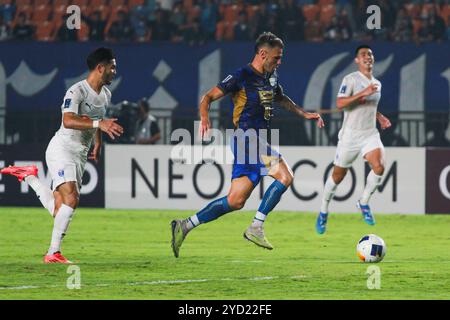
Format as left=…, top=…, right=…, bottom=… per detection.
left=254, top=32, right=284, bottom=54
left=86, top=47, right=115, bottom=71
left=139, top=99, right=150, bottom=112
left=355, top=45, right=372, bottom=56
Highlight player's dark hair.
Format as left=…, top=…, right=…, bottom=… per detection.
left=86, top=47, right=115, bottom=71
left=254, top=32, right=284, bottom=54
left=139, top=99, right=150, bottom=112
left=355, top=45, right=372, bottom=56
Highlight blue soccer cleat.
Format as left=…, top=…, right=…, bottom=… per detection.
left=357, top=201, right=376, bottom=226
left=316, top=212, right=328, bottom=234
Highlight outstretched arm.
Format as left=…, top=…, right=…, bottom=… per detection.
left=275, top=94, right=325, bottom=128
left=199, top=86, right=226, bottom=138
left=63, top=113, right=123, bottom=140
left=337, top=83, right=378, bottom=109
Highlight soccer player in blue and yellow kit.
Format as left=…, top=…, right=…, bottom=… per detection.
left=171, top=32, right=324, bottom=257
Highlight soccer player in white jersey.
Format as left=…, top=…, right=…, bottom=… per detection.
left=315, top=45, right=392, bottom=234
left=1, top=48, right=123, bottom=263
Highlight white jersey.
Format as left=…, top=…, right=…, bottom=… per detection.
left=337, top=71, right=381, bottom=134
left=54, top=80, right=110, bottom=154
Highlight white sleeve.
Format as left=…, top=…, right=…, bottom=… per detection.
left=337, top=75, right=354, bottom=98
left=61, top=87, right=83, bottom=114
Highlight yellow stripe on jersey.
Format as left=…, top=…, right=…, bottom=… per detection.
left=232, top=88, right=247, bottom=127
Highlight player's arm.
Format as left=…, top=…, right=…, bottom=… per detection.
left=336, top=83, right=378, bottom=109
left=199, top=86, right=226, bottom=138
left=63, top=113, right=123, bottom=140
left=376, top=111, right=391, bottom=130
left=89, top=129, right=102, bottom=163
left=275, top=88, right=324, bottom=128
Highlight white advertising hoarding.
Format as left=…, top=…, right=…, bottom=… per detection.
left=105, top=145, right=425, bottom=214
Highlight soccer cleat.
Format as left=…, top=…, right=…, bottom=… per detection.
left=43, top=252, right=73, bottom=264
left=1, top=165, right=38, bottom=182
left=316, top=212, right=328, bottom=234
left=171, top=219, right=188, bottom=258
left=243, top=225, right=273, bottom=250
left=357, top=201, right=376, bottom=226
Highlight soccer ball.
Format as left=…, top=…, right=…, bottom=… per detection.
left=356, top=234, right=386, bottom=263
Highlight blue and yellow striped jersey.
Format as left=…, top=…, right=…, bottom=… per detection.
left=217, top=64, right=283, bottom=130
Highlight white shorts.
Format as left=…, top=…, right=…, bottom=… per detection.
left=45, top=136, right=87, bottom=192
left=333, top=130, right=384, bottom=168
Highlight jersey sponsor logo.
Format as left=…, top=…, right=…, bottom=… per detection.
left=64, top=98, right=72, bottom=108
left=340, top=85, right=347, bottom=94
left=58, top=169, right=65, bottom=177
left=221, top=75, right=233, bottom=83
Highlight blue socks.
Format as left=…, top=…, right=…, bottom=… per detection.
left=186, top=196, right=233, bottom=230
left=257, top=180, right=288, bottom=215
left=186, top=180, right=288, bottom=231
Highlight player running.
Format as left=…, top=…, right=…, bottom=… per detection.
left=171, top=32, right=324, bottom=257
left=315, top=45, right=392, bottom=234
left=1, top=48, right=123, bottom=263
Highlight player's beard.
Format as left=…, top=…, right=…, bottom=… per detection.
left=103, top=72, right=113, bottom=85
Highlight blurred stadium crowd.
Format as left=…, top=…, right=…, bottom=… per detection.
left=0, top=0, right=449, bottom=43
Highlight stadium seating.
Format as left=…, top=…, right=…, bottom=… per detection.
left=35, top=20, right=54, bottom=41
left=14, top=0, right=32, bottom=6
left=318, top=0, right=335, bottom=6
left=128, top=0, right=145, bottom=8
left=302, top=4, right=319, bottom=23
left=110, top=0, right=127, bottom=7
left=319, top=4, right=335, bottom=27
left=53, top=0, right=70, bottom=6
left=32, top=5, right=52, bottom=23
left=78, top=21, right=90, bottom=41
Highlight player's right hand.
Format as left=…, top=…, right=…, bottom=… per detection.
left=99, top=118, right=124, bottom=140
left=199, top=117, right=211, bottom=140
left=361, top=83, right=378, bottom=97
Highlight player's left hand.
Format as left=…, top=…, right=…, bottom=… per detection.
left=378, top=115, right=391, bottom=130
left=305, top=112, right=325, bottom=128
left=89, top=145, right=101, bottom=163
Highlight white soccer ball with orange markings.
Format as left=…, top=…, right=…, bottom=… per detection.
left=357, top=234, right=386, bottom=263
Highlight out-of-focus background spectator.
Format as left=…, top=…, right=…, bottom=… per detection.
left=134, top=99, right=161, bottom=145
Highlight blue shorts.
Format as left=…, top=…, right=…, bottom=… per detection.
left=230, top=133, right=282, bottom=187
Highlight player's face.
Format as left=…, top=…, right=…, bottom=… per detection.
left=355, top=48, right=374, bottom=71
left=100, top=59, right=117, bottom=85
left=262, top=47, right=283, bottom=73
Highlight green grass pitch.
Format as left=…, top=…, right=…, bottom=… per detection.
left=0, top=207, right=449, bottom=300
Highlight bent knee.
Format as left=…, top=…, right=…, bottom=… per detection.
left=278, top=173, right=293, bottom=187
left=372, top=164, right=384, bottom=175
left=227, top=195, right=246, bottom=210
left=332, top=172, right=346, bottom=184
left=62, top=192, right=79, bottom=209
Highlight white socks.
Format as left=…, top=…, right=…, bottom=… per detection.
left=48, top=204, right=75, bottom=255
left=360, top=170, right=382, bottom=205
left=185, top=214, right=200, bottom=232
left=251, top=211, right=266, bottom=227
left=320, top=176, right=338, bottom=213
left=25, top=175, right=55, bottom=216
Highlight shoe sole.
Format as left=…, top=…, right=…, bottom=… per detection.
left=170, top=220, right=180, bottom=258
left=243, top=233, right=273, bottom=250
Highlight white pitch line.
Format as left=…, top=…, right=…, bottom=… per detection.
left=0, top=275, right=307, bottom=291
